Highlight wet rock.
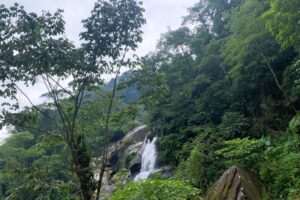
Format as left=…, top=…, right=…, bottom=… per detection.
left=148, top=166, right=173, bottom=180
left=93, top=125, right=151, bottom=199
left=207, top=166, right=267, bottom=200
left=129, top=155, right=142, bottom=176
left=127, top=141, right=144, bottom=155
left=110, top=150, right=119, bottom=173
left=160, top=166, right=173, bottom=179
left=107, top=125, right=149, bottom=174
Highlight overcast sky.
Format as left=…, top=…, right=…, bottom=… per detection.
left=0, top=0, right=198, bottom=138
left=1, top=0, right=198, bottom=55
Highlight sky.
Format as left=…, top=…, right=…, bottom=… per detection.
left=0, top=0, right=198, bottom=140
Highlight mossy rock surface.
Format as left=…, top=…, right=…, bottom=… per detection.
left=207, top=166, right=268, bottom=200
left=289, top=113, right=300, bottom=135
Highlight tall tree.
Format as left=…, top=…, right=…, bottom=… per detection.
left=0, top=0, right=145, bottom=199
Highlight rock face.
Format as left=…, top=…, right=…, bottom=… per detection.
left=148, top=166, right=173, bottom=180
left=109, top=150, right=119, bottom=173
left=107, top=125, right=149, bottom=174
left=129, top=156, right=142, bottom=176
left=207, top=166, right=267, bottom=200
left=96, top=125, right=150, bottom=198
left=122, top=125, right=149, bottom=144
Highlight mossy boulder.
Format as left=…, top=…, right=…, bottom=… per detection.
left=207, top=166, right=268, bottom=200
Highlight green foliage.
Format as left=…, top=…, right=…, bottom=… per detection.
left=110, top=169, right=130, bottom=191
left=260, top=133, right=300, bottom=199
left=264, top=0, right=300, bottom=52
left=176, top=126, right=225, bottom=190
left=132, top=0, right=299, bottom=198
left=0, top=3, right=76, bottom=109
left=217, top=137, right=267, bottom=168
left=218, top=112, right=251, bottom=139
left=0, top=0, right=145, bottom=199
left=289, top=113, right=300, bottom=135
left=283, top=59, right=300, bottom=98
left=0, top=132, right=77, bottom=200
left=0, top=0, right=300, bottom=199
left=80, top=0, right=145, bottom=61
left=110, top=180, right=201, bottom=200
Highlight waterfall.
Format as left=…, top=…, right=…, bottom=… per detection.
left=134, top=137, right=158, bottom=181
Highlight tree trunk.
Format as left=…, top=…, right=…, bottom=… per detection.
left=70, top=140, right=96, bottom=200
left=95, top=65, right=122, bottom=199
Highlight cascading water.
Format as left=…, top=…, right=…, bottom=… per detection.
left=134, top=137, right=158, bottom=181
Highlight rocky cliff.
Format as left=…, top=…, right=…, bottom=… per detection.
left=99, top=125, right=150, bottom=197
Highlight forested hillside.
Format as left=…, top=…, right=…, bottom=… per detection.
left=0, top=0, right=300, bottom=199
left=128, top=0, right=300, bottom=199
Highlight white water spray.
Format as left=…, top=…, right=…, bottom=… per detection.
left=134, top=137, right=158, bottom=181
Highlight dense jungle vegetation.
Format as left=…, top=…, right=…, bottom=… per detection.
left=0, top=0, right=300, bottom=199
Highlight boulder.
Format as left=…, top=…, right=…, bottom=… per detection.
left=159, top=166, right=173, bottom=179
left=122, top=125, right=149, bottom=144
left=148, top=166, right=173, bottom=180
left=207, top=166, right=267, bottom=200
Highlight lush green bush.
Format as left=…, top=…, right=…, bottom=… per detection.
left=283, top=59, right=300, bottom=98
left=218, top=112, right=251, bottom=139
left=110, top=180, right=201, bottom=200
left=260, top=133, right=300, bottom=199
left=217, top=137, right=268, bottom=169
left=0, top=132, right=78, bottom=200
left=176, top=126, right=225, bottom=190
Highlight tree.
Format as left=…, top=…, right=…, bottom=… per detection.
left=176, top=126, right=225, bottom=190
left=0, top=132, right=77, bottom=200
left=0, top=1, right=145, bottom=199
left=183, top=0, right=242, bottom=37
left=223, top=0, right=298, bottom=113
left=264, top=0, right=300, bottom=52
left=80, top=1, right=145, bottom=198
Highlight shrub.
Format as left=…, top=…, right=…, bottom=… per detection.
left=217, top=137, right=267, bottom=169
left=110, top=180, right=201, bottom=200
left=176, top=126, right=225, bottom=191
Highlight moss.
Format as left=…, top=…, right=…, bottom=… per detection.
left=148, top=171, right=163, bottom=180
left=125, top=152, right=137, bottom=168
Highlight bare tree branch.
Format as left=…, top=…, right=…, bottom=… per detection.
left=96, top=46, right=129, bottom=199
left=14, top=83, right=62, bottom=130
left=45, top=74, right=75, bottom=98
